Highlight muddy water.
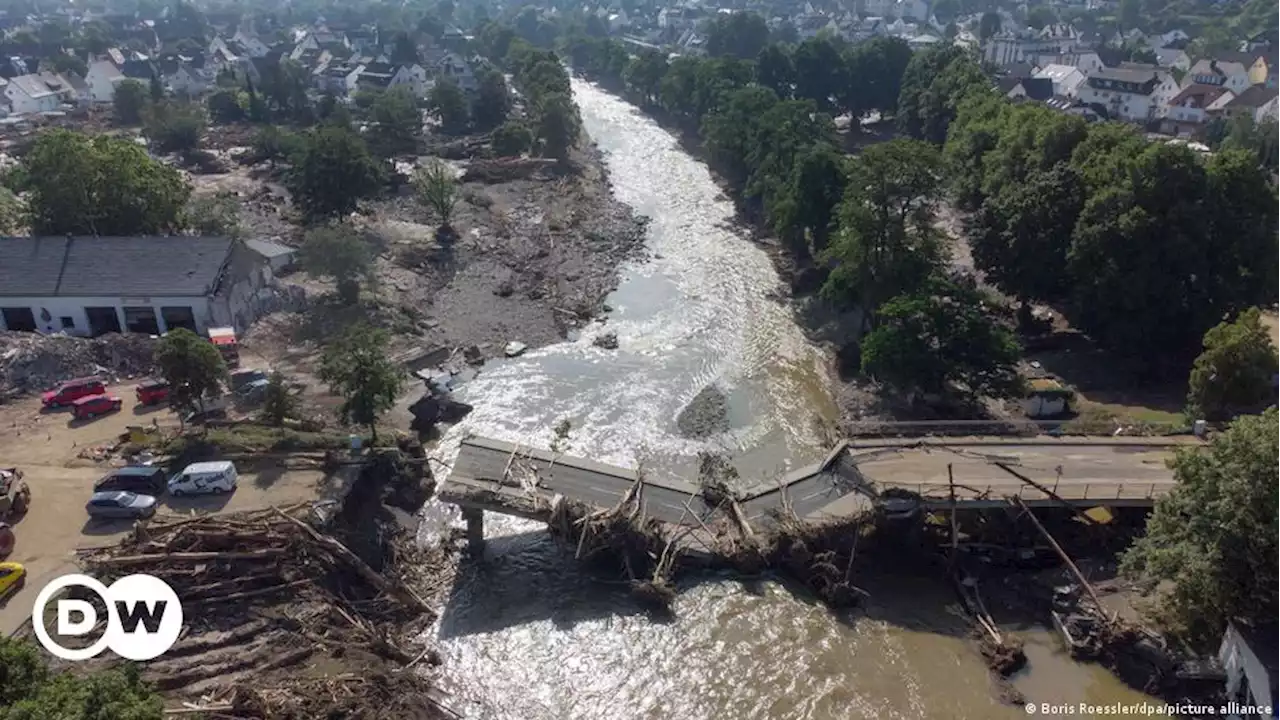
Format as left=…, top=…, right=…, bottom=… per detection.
left=426, top=81, right=1155, bottom=720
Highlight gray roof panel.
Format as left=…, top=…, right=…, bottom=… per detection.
left=0, top=236, right=233, bottom=298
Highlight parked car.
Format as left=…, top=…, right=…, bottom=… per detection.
left=72, top=394, right=123, bottom=420
left=0, top=561, right=25, bottom=599
left=168, top=461, right=238, bottom=496
left=135, top=380, right=170, bottom=406
left=230, top=369, right=267, bottom=392
left=94, top=466, right=166, bottom=495
left=41, top=378, right=106, bottom=408
left=85, top=491, right=157, bottom=520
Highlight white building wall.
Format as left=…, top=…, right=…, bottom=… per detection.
left=0, top=295, right=216, bottom=336
left=3, top=87, right=58, bottom=115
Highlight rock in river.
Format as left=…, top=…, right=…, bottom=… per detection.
left=592, top=331, right=619, bottom=350
left=504, top=341, right=528, bottom=357
left=675, top=384, right=730, bottom=439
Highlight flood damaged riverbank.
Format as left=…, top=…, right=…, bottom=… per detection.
left=423, top=81, right=1168, bottom=720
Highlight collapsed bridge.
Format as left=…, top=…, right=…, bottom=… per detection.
left=439, top=435, right=1187, bottom=549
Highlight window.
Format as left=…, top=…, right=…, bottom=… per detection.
left=60, top=316, right=74, bottom=329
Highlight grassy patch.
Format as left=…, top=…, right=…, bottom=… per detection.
left=1060, top=402, right=1189, bottom=435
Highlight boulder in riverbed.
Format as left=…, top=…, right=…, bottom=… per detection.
left=504, top=341, right=527, bottom=357
left=592, top=331, right=619, bottom=350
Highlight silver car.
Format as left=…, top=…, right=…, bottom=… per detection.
left=86, top=491, right=157, bottom=520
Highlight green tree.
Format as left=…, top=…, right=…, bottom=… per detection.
left=822, top=139, right=946, bottom=329
left=471, top=68, right=511, bottom=130
left=770, top=142, right=846, bottom=254
left=0, top=639, right=162, bottom=720
left=705, top=11, right=770, bottom=60
left=367, top=88, right=420, bottom=157
left=491, top=121, right=533, bottom=157
left=183, top=194, right=241, bottom=238
left=250, top=126, right=304, bottom=165
left=113, top=78, right=148, bottom=124
left=969, top=165, right=1084, bottom=308
left=22, top=130, right=190, bottom=235
left=300, top=224, right=372, bottom=305
left=149, top=73, right=164, bottom=102
left=46, top=52, right=86, bottom=77
left=413, top=160, right=459, bottom=234
left=206, top=88, right=245, bottom=123
left=861, top=276, right=1022, bottom=400
left=622, top=48, right=668, bottom=106
left=1186, top=309, right=1278, bottom=422
left=1121, top=409, right=1278, bottom=647
left=755, top=43, right=794, bottom=99
left=533, top=91, right=581, bottom=161
left=260, top=371, right=295, bottom=426
left=287, top=126, right=383, bottom=221
left=318, top=325, right=405, bottom=443
left=1026, top=6, right=1058, bottom=29
left=1118, top=0, right=1142, bottom=28
left=143, top=101, right=206, bottom=153
left=427, top=78, right=469, bottom=134
left=842, top=36, right=913, bottom=117
left=898, top=45, right=987, bottom=143
left=155, top=328, right=229, bottom=424
left=792, top=37, right=846, bottom=115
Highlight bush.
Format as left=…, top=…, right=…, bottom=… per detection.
left=206, top=88, right=246, bottom=124
left=143, top=101, right=206, bottom=154
left=249, top=126, right=305, bottom=165
left=491, top=120, right=533, bottom=157
left=0, top=638, right=163, bottom=720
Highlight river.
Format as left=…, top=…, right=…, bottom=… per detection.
left=423, top=80, right=1156, bottom=720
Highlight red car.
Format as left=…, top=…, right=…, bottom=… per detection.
left=41, top=378, right=107, bottom=408
left=135, top=380, right=170, bottom=406
left=72, top=394, right=123, bottom=420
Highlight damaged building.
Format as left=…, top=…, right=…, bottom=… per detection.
left=0, top=235, right=300, bottom=336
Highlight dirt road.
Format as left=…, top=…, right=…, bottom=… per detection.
left=0, top=381, right=332, bottom=637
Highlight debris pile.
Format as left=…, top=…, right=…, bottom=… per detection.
left=73, top=463, right=456, bottom=718
left=0, top=331, right=158, bottom=396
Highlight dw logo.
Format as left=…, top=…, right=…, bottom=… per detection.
left=32, top=573, right=183, bottom=661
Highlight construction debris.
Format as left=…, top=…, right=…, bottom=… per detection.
left=66, top=452, right=457, bottom=719
left=0, top=331, right=158, bottom=397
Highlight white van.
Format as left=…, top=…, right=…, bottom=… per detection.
left=168, top=461, right=238, bottom=496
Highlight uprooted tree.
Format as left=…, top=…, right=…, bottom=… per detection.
left=318, top=325, right=405, bottom=443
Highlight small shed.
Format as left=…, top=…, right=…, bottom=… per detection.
left=244, top=238, right=298, bottom=274
left=1219, top=622, right=1278, bottom=718
left=1023, top=377, right=1073, bottom=418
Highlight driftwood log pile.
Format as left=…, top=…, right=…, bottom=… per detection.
left=75, top=504, right=457, bottom=719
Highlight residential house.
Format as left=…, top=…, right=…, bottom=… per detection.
left=1210, top=84, right=1280, bottom=123
left=357, top=62, right=429, bottom=97
left=0, top=236, right=274, bottom=337
left=1218, top=622, right=1276, bottom=720
left=1159, top=83, right=1232, bottom=135
left=1185, top=59, right=1252, bottom=94
left=1004, top=76, right=1054, bottom=101
left=85, top=59, right=124, bottom=103
left=3, top=72, right=74, bottom=114
left=1034, top=63, right=1087, bottom=97
left=229, top=28, right=270, bottom=58
left=861, top=0, right=929, bottom=21
left=1041, top=49, right=1103, bottom=76
left=164, top=61, right=207, bottom=96
left=315, top=60, right=363, bottom=96
left=425, top=51, right=475, bottom=93
left=290, top=28, right=349, bottom=61
left=1249, top=53, right=1280, bottom=89
left=345, top=28, right=379, bottom=55
left=1077, top=66, right=1161, bottom=123
left=1152, top=47, right=1190, bottom=72
left=984, top=23, right=1083, bottom=67
left=1117, top=62, right=1179, bottom=108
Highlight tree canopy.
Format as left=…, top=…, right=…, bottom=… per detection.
left=300, top=224, right=373, bottom=305
left=427, top=78, right=469, bottom=135
left=286, top=126, right=383, bottom=221
left=22, top=130, right=190, bottom=235
left=1186, top=308, right=1278, bottom=422
left=155, top=328, right=228, bottom=420
left=705, top=11, right=769, bottom=60
left=318, top=324, right=405, bottom=442
left=0, top=638, right=162, bottom=720
left=1121, top=408, right=1278, bottom=647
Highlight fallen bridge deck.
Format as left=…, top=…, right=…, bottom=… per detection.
left=439, top=435, right=1188, bottom=530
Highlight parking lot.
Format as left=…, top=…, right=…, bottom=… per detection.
left=0, top=380, right=332, bottom=636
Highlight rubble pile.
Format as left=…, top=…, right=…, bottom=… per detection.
left=0, top=331, right=158, bottom=396
left=76, top=497, right=456, bottom=718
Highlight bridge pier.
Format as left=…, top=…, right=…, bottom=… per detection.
left=462, top=507, right=485, bottom=553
